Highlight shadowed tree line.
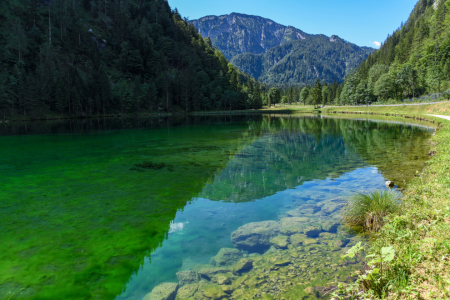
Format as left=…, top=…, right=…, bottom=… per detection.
left=0, top=0, right=264, bottom=120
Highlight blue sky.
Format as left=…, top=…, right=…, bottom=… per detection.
left=168, top=0, right=418, bottom=48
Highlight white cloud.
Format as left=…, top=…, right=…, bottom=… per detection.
left=373, top=41, right=382, bottom=48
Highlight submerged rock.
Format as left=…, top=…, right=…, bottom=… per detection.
left=143, top=282, right=178, bottom=300
left=303, top=238, right=319, bottom=246
left=216, top=275, right=231, bottom=285
left=280, top=217, right=309, bottom=235
left=175, top=284, right=198, bottom=299
left=303, top=225, right=322, bottom=237
left=198, top=267, right=230, bottom=280
left=289, top=233, right=308, bottom=246
left=221, top=285, right=234, bottom=294
left=176, top=271, right=199, bottom=286
left=269, top=235, right=289, bottom=249
left=319, top=232, right=336, bottom=240
left=320, top=202, right=345, bottom=216
left=199, top=284, right=229, bottom=299
left=274, top=259, right=291, bottom=266
left=322, top=220, right=339, bottom=232
left=231, top=221, right=280, bottom=252
left=232, top=258, right=253, bottom=273
left=210, top=248, right=242, bottom=266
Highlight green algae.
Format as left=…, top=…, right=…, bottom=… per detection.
left=0, top=117, right=264, bottom=299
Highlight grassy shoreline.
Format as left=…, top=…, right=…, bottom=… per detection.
left=320, top=104, right=450, bottom=299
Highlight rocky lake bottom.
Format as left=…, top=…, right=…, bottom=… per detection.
left=120, top=167, right=390, bottom=300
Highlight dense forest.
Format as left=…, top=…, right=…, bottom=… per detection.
left=231, top=35, right=374, bottom=86
left=0, top=0, right=265, bottom=120
left=264, top=80, right=342, bottom=108
left=340, top=0, right=450, bottom=104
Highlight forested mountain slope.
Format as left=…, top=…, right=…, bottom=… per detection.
left=192, top=13, right=375, bottom=86
left=340, top=0, right=450, bottom=104
left=0, top=0, right=262, bottom=119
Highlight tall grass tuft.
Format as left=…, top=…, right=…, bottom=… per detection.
left=341, top=190, right=401, bottom=232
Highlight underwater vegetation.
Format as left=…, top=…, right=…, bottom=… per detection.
left=134, top=161, right=171, bottom=170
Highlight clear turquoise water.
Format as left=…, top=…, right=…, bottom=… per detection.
left=0, top=115, right=432, bottom=300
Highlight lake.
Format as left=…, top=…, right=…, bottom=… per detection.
left=0, top=114, right=433, bottom=300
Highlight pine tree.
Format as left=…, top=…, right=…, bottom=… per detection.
left=311, top=79, right=322, bottom=108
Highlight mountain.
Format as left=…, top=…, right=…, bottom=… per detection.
left=192, top=14, right=310, bottom=59
left=0, top=0, right=262, bottom=120
left=340, top=0, right=450, bottom=104
left=192, top=13, right=375, bottom=86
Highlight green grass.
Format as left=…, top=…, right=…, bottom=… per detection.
left=341, top=190, right=401, bottom=233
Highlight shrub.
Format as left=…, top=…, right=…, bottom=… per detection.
left=341, top=190, right=401, bottom=232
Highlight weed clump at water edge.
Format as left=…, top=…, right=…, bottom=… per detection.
left=340, top=190, right=401, bottom=232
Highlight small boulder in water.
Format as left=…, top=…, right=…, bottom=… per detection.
left=210, top=248, right=242, bottom=266
left=280, top=217, right=309, bottom=235
left=175, top=283, right=198, bottom=299
left=269, top=235, right=289, bottom=249
left=231, top=221, right=280, bottom=252
left=198, top=267, right=230, bottom=280
left=290, top=233, right=308, bottom=246
left=143, top=282, right=178, bottom=300
left=232, top=258, right=253, bottom=273
left=303, top=225, right=322, bottom=237
left=216, top=275, right=231, bottom=285
left=200, top=284, right=228, bottom=299
left=176, top=271, right=199, bottom=286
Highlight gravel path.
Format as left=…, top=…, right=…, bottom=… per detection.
left=426, top=114, right=450, bottom=121
left=321, top=102, right=441, bottom=108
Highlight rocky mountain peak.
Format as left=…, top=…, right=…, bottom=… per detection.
left=192, top=13, right=309, bottom=59
left=329, top=35, right=344, bottom=42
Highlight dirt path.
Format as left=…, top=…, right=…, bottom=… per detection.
left=426, top=114, right=450, bottom=121
left=320, top=102, right=441, bottom=108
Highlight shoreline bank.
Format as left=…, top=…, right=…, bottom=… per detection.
left=322, top=107, right=450, bottom=299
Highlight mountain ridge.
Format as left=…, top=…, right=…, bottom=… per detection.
left=192, top=13, right=375, bottom=86
left=192, top=12, right=310, bottom=59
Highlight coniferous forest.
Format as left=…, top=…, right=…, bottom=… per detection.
left=0, top=0, right=264, bottom=120
left=340, top=0, right=450, bottom=104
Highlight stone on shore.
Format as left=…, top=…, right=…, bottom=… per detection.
left=143, top=282, right=179, bottom=300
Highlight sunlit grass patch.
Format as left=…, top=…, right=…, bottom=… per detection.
left=341, top=190, right=401, bottom=232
